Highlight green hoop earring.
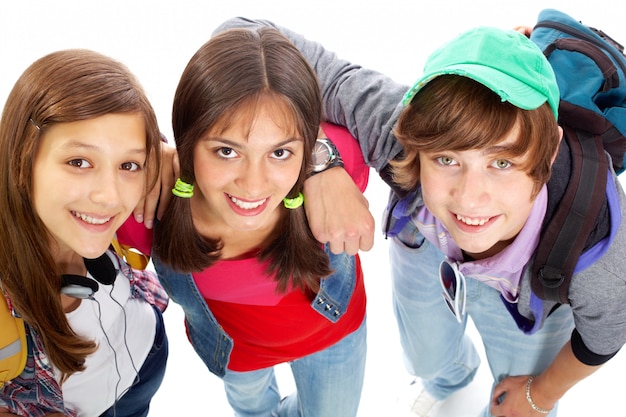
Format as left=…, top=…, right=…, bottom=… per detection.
left=283, top=192, right=304, bottom=209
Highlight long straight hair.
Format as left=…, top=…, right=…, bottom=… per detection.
left=155, top=28, right=331, bottom=293
left=0, top=49, right=162, bottom=380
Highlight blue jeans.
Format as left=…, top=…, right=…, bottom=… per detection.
left=100, top=306, right=169, bottom=417
left=222, top=318, right=366, bottom=417
left=390, top=225, right=574, bottom=417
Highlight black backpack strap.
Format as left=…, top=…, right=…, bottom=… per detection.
left=531, top=126, right=608, bottom=303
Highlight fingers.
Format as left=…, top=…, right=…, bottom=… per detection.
left=490, top=380, right=507, bottom=416
left=140, top=182, right=162, bottom=229
left=325, top=206, right=375, bottom=255
left=358, top=223, right=375, bottom=252
left=133, top=198, right=146, bottom=225
left=328, top=235, right=368, bottom=256
left=513, top=25, right=533, bottom=37
left=303, top=167, right=375, bottom=254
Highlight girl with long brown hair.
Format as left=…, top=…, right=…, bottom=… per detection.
left=119, top=27, right=369, bottom=416
left=0, top=49, right=168, bottom=417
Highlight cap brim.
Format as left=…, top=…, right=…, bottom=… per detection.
left=403, top=64, right=549, bottom=111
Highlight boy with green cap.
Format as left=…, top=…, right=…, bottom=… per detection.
left=215, top=19, right=626, bottom=417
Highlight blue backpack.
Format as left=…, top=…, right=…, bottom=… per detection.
left=530, top=9, right=626, bottom=303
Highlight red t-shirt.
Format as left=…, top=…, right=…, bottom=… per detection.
left=196, top=254, right=366, bottom=371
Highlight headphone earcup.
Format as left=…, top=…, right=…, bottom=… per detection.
left=61, top=274, right=99, bottom=299
left=61, top=284, right=95, bottom=299
left=60, top=252, right=118, bottom=299
left=84, top=253, right=117, bottom=285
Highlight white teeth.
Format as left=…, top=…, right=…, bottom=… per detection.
left=456, top=214, right=489, bottom=226
left=73, top=211, right=111, bottom=225
left=230, top=196, right=266, bottom=210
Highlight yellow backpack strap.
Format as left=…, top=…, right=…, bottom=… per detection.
left=111, top=236, right=150, bottom=270
left=0, top=291, right=27, bottom=387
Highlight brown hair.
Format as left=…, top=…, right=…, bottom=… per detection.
left=393, top=75, right=560, bottom=198
left=155, top=28, right=331, bottom=293
left=0, top=49, right=162, bottom=381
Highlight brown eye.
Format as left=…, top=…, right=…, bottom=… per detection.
left=217, top=147, right=236, bottom=159
left=271, top=148, right=291, bottom=160
left=121, top=162, right=140, bottom=171
left=68, top=159, right=91, bottom=168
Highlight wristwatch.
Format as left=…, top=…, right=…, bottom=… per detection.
left=310, top=138, right=344, bottom=175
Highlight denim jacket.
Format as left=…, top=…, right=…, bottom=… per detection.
left=153, top=244, right=356, bottom=377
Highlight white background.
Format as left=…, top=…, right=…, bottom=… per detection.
left=1, top=1, right=625, bottom=416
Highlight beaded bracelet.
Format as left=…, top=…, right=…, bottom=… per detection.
left=525, top=376, right=552, bottom=414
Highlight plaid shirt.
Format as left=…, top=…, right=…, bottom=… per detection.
left=0, top=250, right=167, bottom=416
left=118, top=253, right=169, bottom=313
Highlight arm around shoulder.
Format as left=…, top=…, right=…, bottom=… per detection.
left=214, top=17, right=406, bottom=174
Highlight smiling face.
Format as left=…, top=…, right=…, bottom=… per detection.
left=191, top=98, right=304, bottom=241
left=32, top=113, right=147, bottom=263
left=419, top=123, right=537, bottom=259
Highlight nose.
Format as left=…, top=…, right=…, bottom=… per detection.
left=235, top=159, right=267, bottom=197
left=89, top=168, right=122, bottom=207
left=452, top=167, right=490, bottom=209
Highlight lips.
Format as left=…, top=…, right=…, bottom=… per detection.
left=228, top=195, right=267, bottom=210
left=71, top=211, right=112, bottom=225
left=455, top=213, right=491, bottom=226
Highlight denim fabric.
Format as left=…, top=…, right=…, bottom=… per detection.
left=99, top=306, right=168, bottom=417
left=222, top=318, right=366, bottom=417
left=154, top=245, right=358, bottom=378
left=390, top=221, right=574, bottom=416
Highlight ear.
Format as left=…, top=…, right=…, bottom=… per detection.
left=551, top=126, right=564, bottom=165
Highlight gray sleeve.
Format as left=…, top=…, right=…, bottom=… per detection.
left=214, top=17, right=407, bottom=175
left=568, top=175, right=626, bottom=357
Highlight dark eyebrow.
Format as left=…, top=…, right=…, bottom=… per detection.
left=273, top=137, right=304, bottom=148
left=204, top=137, right=303, bottom=148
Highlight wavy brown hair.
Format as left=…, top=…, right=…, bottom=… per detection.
left=393, top=75, right=560, bottom=198
left=155, top=27, right=331, bottom=293
left=0, top=49, right=162, bottom=381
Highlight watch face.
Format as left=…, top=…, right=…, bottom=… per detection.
left=312, top=140, right=331, bottom=166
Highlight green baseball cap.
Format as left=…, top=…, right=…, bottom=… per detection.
left=402, top=26, right=560, bottom=118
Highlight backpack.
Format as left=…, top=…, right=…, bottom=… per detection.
left=0, top=237, right=150, bottom=388
left=529, top=9, right=626, bottom=303
left=0, top=291, right=26, bottom=388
